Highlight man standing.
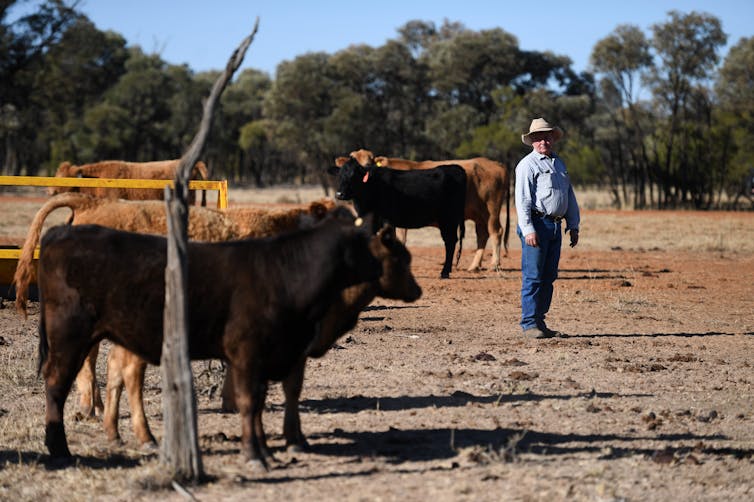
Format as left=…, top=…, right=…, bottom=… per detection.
left=515, top=118, right=580, bottom=338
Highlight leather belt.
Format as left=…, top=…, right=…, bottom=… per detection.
left=532, top=210, right=563, bottom=222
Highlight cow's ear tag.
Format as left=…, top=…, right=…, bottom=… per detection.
left=362, top=172, right=369, bottom=183
left=355, top=217, right=364, bottom=227
left=375, top=160, right=382, bottom=167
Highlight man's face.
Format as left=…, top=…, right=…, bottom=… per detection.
left=530, top=131, right=554, bottom=155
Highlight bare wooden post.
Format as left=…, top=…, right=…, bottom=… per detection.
left=160, top=18, right=259, bottom=481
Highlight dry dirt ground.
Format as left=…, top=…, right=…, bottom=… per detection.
left=0, top=186, right=752, bottom=501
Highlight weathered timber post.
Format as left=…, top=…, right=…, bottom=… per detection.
left=161, top=18, right=259, bottom=482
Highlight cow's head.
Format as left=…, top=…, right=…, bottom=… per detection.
left=328, top=156, right=375, bottom=201
left=370, top=225, right=422, bottom=303
left=324, top=209, right=382, bottom=286
left=48, top=162, right=81, bottom=195
left=349, top=149, right=375, bottom=167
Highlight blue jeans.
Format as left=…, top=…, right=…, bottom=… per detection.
left=517, top=217, right=562, bottom=330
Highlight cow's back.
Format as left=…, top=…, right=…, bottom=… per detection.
left=367, top=165, right=465, bottom=228
left=39, top=225, right=169, bottom=362
left=38, top=218, right=379, bottom=371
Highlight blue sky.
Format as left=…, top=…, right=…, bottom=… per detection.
left=11, top=1, right=754, bottom=77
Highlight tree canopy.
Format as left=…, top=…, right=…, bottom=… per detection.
left=1, top=2, right=751, bottom=208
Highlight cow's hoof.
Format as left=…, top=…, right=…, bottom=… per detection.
left=246, top=458, right=269, bottom=472
left=47, top=455, right=75, bottom=468
left=440, top=272, right=450, bottom=279
left=107, top=436, right=124, bottom=446
left=140, top=441, right=159, bottom=453
left=219, top=403, right=238, bottom=414
left=45, top=423, right=72, bottom=458
left=286, top=441, right=311, bottom=453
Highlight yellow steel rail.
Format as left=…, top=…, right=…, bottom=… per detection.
left=0, top=175, right=228, bottom=209
left=0, top=175, right=229, bottom=265
left=0, top=248, right=39, bottom=260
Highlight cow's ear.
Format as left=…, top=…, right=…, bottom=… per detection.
left=334, top=156, right=348, bottom=167
left=380, top=224, right=396, bottom=244
left=309, top=201, right=328, bottom=219
left=374, top=156, right=388, bottom=167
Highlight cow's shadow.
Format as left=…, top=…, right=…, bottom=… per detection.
left=312, top=426, right=737, bottom=462
left=297, top=390, right=652, bottom=414
left=252, top=426, right=749, bottom=485
left=564, top=331, right=736, bottom=339
left=0, top=449, right=144, bottom=471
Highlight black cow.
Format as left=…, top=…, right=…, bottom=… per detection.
left=36, top=210, right=381, bottom=469
left=329, top=155, right=467, bottom=278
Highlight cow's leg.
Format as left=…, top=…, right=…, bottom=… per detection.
left=439, top=225, right=459, bottom=279
left=282, top=358, right=309, bottom=452
left=104, top=346, right=156, bottom=447
left=232, top=364, right=272, bottom=469
left=121, top=349, right=156, bottom=447
left=396, top=227, right=408, bottom=244
left=74, top=343, right=104, bottom=418
left=220, top=365, right=238, bottom=412
left=467, top=219, right=489, bottom=272
left=486, top=208, right=504, bottom=271
left=45, top=377, right=72, bottom=458
left=103, top=346, right=125, bottom=443
left=43, top=337, right=90, bottom=458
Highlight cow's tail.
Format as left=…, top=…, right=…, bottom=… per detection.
left=455, top=218, right=465, bottom=269
left=503, top=169, right=511, bottom=257
left=13, top=193, right=97, bottom=317
left=37, top=302, right=48, bottom=377
left=193, top=161, right=210, bottom=207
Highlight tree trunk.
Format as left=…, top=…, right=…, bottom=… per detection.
left=160, top=17, right=259, bottom=482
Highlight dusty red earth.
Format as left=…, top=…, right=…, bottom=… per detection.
left=0, top=191, right=752, bottom=501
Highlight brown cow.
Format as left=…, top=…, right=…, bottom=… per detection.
left=338, top=149, right=511, bottom=272
left=36, top=212, right=382, bottom=468
left=218, top=224, right=422, bottom=451
left=49, top=159, right=210, bottom=205
left=13, top=193, right=337, bottom=437
left=102, top=214, right=420, bottom=451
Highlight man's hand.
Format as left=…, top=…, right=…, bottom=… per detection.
left=525, top=232, right=539, bottom=247
left=568, top=229, right=579, bottom=247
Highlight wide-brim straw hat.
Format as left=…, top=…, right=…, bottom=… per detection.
left=521, top=118, right=563, bottom=146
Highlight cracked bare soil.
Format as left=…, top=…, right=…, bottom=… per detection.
left=0, top=189, right=752, bottom=501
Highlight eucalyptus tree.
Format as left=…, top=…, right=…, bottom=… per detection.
left=79, top=48, right=175, bottom=161
left=218, top=68, right=272, bottom=183
left=714, top=36, right=754, bottom=206
left=263, top=52, right=337, bottom=187
left=35, top=17, right=128, bottom=170
left=590, top=24, right=654, bottom=207
left=416, top=20, right=591, bottom=160
left=324, top=44, right=382, bottom=153
left=422, top=25, right=524, bottom=154
left=647, top=10, right=726, bottom=207
left=1, top=0, right=79, bottom=174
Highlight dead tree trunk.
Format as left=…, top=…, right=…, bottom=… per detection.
left=161, top=17, right=260, bottom=482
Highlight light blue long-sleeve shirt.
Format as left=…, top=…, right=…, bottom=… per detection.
left=515, top=149, right=580, bottom=236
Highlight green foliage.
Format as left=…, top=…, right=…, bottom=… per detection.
left=716, top=37, right=754, bottom=128
left=0, top=5, right=750, bottom=208
left=560, top=137, right=604, bottom=185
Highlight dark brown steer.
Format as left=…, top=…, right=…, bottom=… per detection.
left=218, top=224, right=423, bottom=451
left=36, top=212, right=381, bottom=468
